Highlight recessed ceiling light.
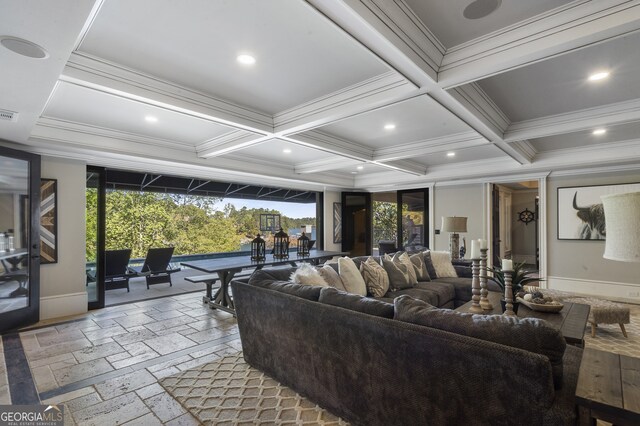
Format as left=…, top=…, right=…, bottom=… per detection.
left=592, top=128, right=606, bottom=135
left=237, top=54, right=256, bottom=65
left=283, top=148, right=292, bottom=154
left=357, top=165, right=364, bottom=170
left=0, top=36, right=48, bottom=59
left=351, top=171, right=358, bottom=174
left=145, top=116, right=158, bottom=123
left=588, top=71, right=610, bottom=82
left=384, top=124, right=396, bottom=130
left=447, top=152, right=456, bottom=157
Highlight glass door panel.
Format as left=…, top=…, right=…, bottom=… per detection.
left=0, top=146, right=40, bottom=331
left=398, top=189, right=428, bottom=250
left=341, top=192, right=372, bottom=256
left=86, top=167, right=105, bottom=309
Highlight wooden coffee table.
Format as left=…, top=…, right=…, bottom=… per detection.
left=456, top=291, right=590, bottom=346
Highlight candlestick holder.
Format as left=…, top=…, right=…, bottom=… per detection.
left=479, top=248, right=493, bottom=310
left=469, top=258, right=483, bottom=313
left=503, top=270, right=516, bottom=316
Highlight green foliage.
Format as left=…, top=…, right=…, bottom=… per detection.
left=487, top=260, right=543, bottom=298
left=373, top=201, right=397, bottom=243
left=85, top=190, right=315, bottom=260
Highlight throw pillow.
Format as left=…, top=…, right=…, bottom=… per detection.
left=318, top=264, right=347, bottom=292
left=428, top=250, right=458, bottom=278
left=318, top=287, right=394, bottom=318
left=392, top=252, right=418, bottom=285
left=422, top=251, right=438, bottom=279
left=359, top=256, right=390, bottom=297
left=394, top=296, right=567, bottom=389
left=381, top=258, right=413, bottom=290
left=290, top=263, right=329, bottom=287
left=409, top=253, right=430, bottom=281
left=337, top=257, right=367, bottom=296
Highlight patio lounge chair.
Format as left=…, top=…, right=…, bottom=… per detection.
left=105, top=249, right=134, bottom=292
left=129, top=247, right=180, bottom=289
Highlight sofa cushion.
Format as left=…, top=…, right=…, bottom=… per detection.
left=386, top=288, right=439, bottom=306
left=414, top=281, right=455, bottom=307
left=394, top=296, right=567, bottom=388
left=338, top=257, right=367, bottom=296
left=422, top=251, right=439, bottom=279
left=432, top=277, right=473, bottom=303
left=427, top=250, right=458, bottom=278
left=319, top=287, right=394, bottom=318
left=393, top=252, right=418, bottom=285
left=360, top=256, right=389, bottom=297
left=410, top=253, right=431, bottom=281
left=290, top=263, right=329, bottom=287
left=249, top=267, right=298, bottom=285
left=381, top=258, right=414, bottom=290
left=317, top=265, right=347, bottom=291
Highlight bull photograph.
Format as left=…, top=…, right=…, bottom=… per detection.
left=557, top=183, right=640, bottom=240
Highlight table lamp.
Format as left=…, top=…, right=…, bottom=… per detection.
left=602, top=192, right=640, bottom=262
left=442, top=216, right=467, bottom=260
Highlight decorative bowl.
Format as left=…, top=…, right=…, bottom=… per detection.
left=516, top=297, right=564, bottom=313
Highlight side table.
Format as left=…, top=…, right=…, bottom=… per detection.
left=576, top=348, right=640, bottom=425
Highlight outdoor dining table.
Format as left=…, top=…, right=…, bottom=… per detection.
left=181, top=249, right=347, bottom=316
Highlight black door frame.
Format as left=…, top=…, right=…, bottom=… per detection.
left=341, top=192, right=372, bottom=255
left=396, top=188, right=429, bottom=250
left=0, top=144, right=41, bottom=332
left=87, top=166, right=106, bottom=310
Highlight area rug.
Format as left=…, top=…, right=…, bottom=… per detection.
left=159, top=352, right=349, bottom=425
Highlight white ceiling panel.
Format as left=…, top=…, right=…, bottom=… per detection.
left=228, top=139, right=333, bottom=166
left=528, top=120, right=640, bottom=153
left=310, top=95, right=473, bottom=150
left=77, top=0, right=388, bottom=115
left=477, top=31, right=640, bottom=122
left=405, top=0, right=572, bottom=48
left=411, top=144, right=506, bottom=167
left=43, top=82, right=236, bottom=145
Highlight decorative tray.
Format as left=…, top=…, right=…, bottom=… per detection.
left=516, top=297, right=564, bottom=313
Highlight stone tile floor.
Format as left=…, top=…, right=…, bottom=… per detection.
left=12, top=291, right=242, bottom=425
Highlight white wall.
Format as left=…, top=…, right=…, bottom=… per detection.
left=323, top=190, right=341, bottom=251
left=433, top=184, right=485, bottom=253
left=40, top=156, right=88, bottom=319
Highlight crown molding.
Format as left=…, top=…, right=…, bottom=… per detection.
left=63, top=52, right=274, bottom=133
left=439, top=0, right=640, bottom=88
left=534, top=138, right=640, bottom=166
left=508, top=140, right=537, bottom=163
left=295, top=157, right=361, bottom=174
left=286, top=130, right=373, bottom=161
left=196, top=131, right=268, bottom=158
left=548, top=161, right=640, bottom=178
left=446, top=83, right=510, bottom=135
left=274, top=71, right=417, bottom=134
left=375, top=158, right=426, bottom=175
left=373, top=131, right=486, bottom=162
left=504, top=98, right=640, bottom=142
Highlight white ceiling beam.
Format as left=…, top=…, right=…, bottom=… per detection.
left=373, top=131, right=488, bottom=162
left=196, top=131, right=269, bottom=158
left=439, top=0, right=640, bottom=88
left=504, top=98, right=640, bottom=142
left=295, top=157, right=362, bottom=174
left=374, top=159, right=427, bottom=176
left=284, top=131, right=373, bottom=161
left=62, top=53, right=275, bottom=134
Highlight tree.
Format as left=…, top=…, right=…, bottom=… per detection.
left=373, top=201, right=397, bottom=243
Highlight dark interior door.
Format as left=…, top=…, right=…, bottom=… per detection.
left=86, top=166, right=106, bottom=309
left=492, top=184, right=501, bottom=266
left=341, top=192, right=372, bottom=256
left=0, top=144, right=41, bottom=332
left=397, top=188, right=429, bottom=250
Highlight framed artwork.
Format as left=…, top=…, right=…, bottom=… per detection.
left=557, top=182, right=640, bottom=240
left=40, top=178, right=58, bottom=263
left=333, top=202, right=342, bottom=244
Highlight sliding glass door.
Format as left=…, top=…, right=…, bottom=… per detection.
left=86, top=166, right=105, bottom=309
left=0, top=145, right=41, bottom=332
left=397, top=189, right=428, bottom=251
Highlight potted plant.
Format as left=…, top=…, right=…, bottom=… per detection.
left=487, top=260, right=543, bottom=313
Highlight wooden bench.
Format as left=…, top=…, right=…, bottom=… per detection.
left=185, top=271, right=254, bottom=304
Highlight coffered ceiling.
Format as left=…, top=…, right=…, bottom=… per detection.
left=2, top=0, right=640, bottom=193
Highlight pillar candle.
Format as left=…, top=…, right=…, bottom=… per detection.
left=479, top=239, right=487, bottom=249
left=501, top=259, right=513, bottom=270
left=470, top=240, right=480, bottom=259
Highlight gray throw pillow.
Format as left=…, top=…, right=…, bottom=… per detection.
left=319, top=287, right=394, bottom=318
left=360, top=256, right=390, bottom=297
left=394, top=296, right=567, bottom=389
left=422, top=251, right=438, bottom=279
left=392, top=252, right=418, bottom=285
left=410, top=253, right=430, bottom=281
left=381, top=258, right=413, bottom=290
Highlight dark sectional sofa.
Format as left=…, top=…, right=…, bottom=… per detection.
left=232, top=271, right=582, bottom=426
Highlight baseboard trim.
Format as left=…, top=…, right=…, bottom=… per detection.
left=40, top=292, right=88, bottom=320
left=547, top=276, right=640, bottom=304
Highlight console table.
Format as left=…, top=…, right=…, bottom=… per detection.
left=576, top=348, right=640, bottom=425
left=182, top=250, right=346, bottom=316
left=456, top=291, right=590, bottom=346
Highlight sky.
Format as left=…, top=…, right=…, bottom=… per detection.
left=214, top=198, right=316, bottom=219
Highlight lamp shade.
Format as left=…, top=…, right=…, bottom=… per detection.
left=442, top=216, right=467, bottom=233
left=602, top=192, right=640, bottom=262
